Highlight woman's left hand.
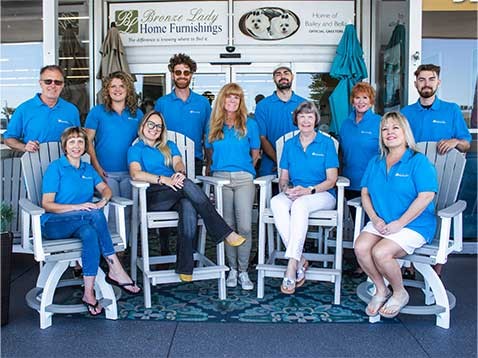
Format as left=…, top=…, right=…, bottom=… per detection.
left=285, top=185, right=309, bottom=201
left=382, top=220, right=403, bottom=235
left=169, top=172, right=185, bottom=189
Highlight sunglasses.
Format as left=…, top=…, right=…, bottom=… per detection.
left=41, top=79, right=64, bottom=86
left=146, top=121, right=163, bottom=130
left=173, top=70, right=191, bottom=76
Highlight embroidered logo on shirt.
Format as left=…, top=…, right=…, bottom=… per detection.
left=395, top=173, right=409, bottom=177
left=360, top=130, right=372, bottom=135
left=189, top=110, right=200, bottom=114
left=432, top=120, right=447, bottom=124
left=81, top=175, right=93, bottom=180
left=311, top=152, right=324, bottom=156
left=57, top=119, right=70, bottom=124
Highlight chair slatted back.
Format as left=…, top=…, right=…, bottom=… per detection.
left=21, top=142, right=90, bottom=206
left=276, top=130, right=339, bottom=177
left=1, top=152, right=26, bottom=234
left=167, top=131, right=195, bottom=180
left=416, top=142, right=466, bottom=212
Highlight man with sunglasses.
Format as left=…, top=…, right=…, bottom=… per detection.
left=154, top=53, right=211, bottom=176
left=4, top=65, right=80, bottom=152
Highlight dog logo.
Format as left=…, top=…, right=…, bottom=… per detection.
left=239, top=7, right=300, bottom=41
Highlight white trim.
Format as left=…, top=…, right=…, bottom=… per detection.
left=407, top=0, right=422, bottom=105
left=43, top=0, right=58, bottom=65
left=461, top=242, right=478, bottom=255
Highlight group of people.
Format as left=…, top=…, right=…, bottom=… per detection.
left=4, top=55, right=471, bottom=319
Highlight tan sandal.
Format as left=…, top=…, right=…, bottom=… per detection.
left=365, top=290, right=391, bottom=316
left=379, top=292, right=409, bottom=318
left=296, top=260, right=309, bottom=288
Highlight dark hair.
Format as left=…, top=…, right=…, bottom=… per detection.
left=414, top=64, right=441, bottom=78
left=255, top=94, right=265, bottom=104
left=168, top=53, right=197, bottom=73
left=293, top=101, right=320, bottom=127
left=40, top=65, right=65, bottom=78
left=60, top=126, right=89, bottom=155
left=101, top=71, right=138, bottom=116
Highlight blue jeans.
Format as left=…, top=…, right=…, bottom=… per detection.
left=42, top=210, right=115, bottom=276
left=146, top=178, right=233, bottom=275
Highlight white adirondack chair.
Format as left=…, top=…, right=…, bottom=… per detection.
left=130, top=131, right=230, bottom=308
left=20, top=142, right=132, bottom=329
left=254, top=130, right=349, bottom=304
left=349, top=142, right=467, bottom=329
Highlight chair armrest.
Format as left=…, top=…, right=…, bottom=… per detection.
left=196, top=175, right=230, bottom=186
left=347, top=197, right=362, bottom=208
left=130, top=180, right=150, bottom=189
left=437, top=200, right=467, bottom=218
left=19, top=198, right=45, bottom=215
left=110, top=196, right=133, bottom=206
left=337, top=176, right=350, bottom=187
left=253, top=174, right=276, bottom=187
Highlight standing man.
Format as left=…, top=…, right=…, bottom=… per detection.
left=4, top=65, right=80, bottom=152
left=255, top=64, right=307, bottom=176
left=154, top=53, right=211, bottom=176
left=401, top=64, right=471, bottom=154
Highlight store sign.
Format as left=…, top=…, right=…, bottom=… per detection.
left=234, top=1, right=355, bottom=45
left=109, top=2, right=228, bottom=46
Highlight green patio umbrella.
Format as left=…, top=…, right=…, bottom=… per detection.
left=328, top=24, right=368, bottom=134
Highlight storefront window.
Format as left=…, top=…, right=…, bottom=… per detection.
left=133, top=74, right=167, bottom=112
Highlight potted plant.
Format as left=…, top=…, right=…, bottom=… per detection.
left=1, top=202, right=14, bottom=326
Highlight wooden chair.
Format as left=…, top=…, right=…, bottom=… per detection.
left=349, top=142, right=467, bottom=329
left=20, top=142, right=132, bottom=329
left=130, top=131, right=229, bottom=308
left=255, top=130, right=349, bottom=304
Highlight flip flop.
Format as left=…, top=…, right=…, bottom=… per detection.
left=379, top=292, right=410, bottom=319
left=82, top=299, right=103, bottom=316
left=296, top=260, right=309, bottom=288
left=365, top=290, right=392, bottom=316
left=280, top=277, right=296, bottom=295
left=106, top=274, right=141, bottom=295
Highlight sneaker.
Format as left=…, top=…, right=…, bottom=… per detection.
left=238, top=271, right=254, bottom=290
left=226, top=268, right=238, bottom=287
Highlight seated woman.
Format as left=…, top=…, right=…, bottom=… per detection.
left=354, top=112, right=437, bottom=318
left=41, top=127, right=140, bottom=317
left=128, top=111, right=246, bottom=282
left=270, top=101, right=339, bottom=294
left=206, top=83, right=260, bottom=290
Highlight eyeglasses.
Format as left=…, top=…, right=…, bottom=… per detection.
left=41, top=79, right=64, bottom=86
left=146, top=121, right=163, bottom=130
left=173, top=70, right=192, bottom=76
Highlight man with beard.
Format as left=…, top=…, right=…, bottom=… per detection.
left=154, top=53, right=211, bottom=175
left=255, top=64, right=307, bottom=176
left=4, top=65, right=80, bottom=152
left=401, top=64, right=471, bottom=155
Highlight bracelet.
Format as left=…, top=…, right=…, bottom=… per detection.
left=157, top=176, right=163, bottom=185
left=100, top=197, right=109, bottom=203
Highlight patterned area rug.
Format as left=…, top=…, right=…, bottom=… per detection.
left=72, top=272, right=374, bottom=324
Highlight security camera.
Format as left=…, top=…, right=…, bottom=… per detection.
left=225, top=46, right=236, bottom=53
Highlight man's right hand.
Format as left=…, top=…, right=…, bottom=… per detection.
left=24, top=140, right=40, bottom=152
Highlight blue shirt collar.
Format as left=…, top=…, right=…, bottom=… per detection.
left=414, top=96, right=442, bottom=111
left=271, top=91, right=302, bottom=104
left=33, top=93, right=63, bottom=108
left=59, top=154, right=86, bottom=169
left=171, top=89, right=195, bottom=103
left=291, top=131, right=324, bottom=148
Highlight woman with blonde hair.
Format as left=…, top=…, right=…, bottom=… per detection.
left=128, top=111, right=246, bottom=282
left=354, top=112, right=438, bottom=318
left=206, top=83, right=260, bottom=290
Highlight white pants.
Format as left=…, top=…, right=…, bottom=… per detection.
left=270, top=191, right=336, bottom=261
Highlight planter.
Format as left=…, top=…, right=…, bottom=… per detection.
left=1, top=231, right=13, bottom=326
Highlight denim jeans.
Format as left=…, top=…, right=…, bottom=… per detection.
left=106, top=171, right=132, bottom=242
left=42, top=210, right=115, bottom=276
left=213, top=171, right=255, bottom=272
left=146, top=178, right=233, bottom=275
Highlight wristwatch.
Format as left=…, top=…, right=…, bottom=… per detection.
left=309, top=186, right=316, bottom=194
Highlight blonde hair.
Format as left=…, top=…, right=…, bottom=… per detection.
left=379, top=111, right=417, bottom=157
left=138, top=111, right=172, bottom=167
left=208, top=83, right=248, bottom=142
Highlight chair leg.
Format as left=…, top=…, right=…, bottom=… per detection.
left=334, top=275, right=341, bottom=305
left=143, top=272, right=152, bottom=308
left=95, top=268, right=118, bottom=320
left=38, top=261, right=70, bottom=329
left=217, top=242, right=226, bottom=300
left=414, top=262, right=450, bottom=329
left=257, top=270, right=265, bottom=299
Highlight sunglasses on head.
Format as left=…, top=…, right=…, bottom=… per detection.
left=173, top=70, right=191, bottom=76
left=146, top=121, right=163, bottom=130
left=41, top=79, right=64, bottom=86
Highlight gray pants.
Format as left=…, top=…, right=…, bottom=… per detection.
left=105, top=171, right=132, bottom=243
left=213, top=171, right=255, bottom=272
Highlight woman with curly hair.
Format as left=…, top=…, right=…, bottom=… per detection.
left=85, top=71, right=143, bottom=234
left=206, top=83, right=260, bottom=290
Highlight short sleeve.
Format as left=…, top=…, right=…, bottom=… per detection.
left=3, top=105, right=25, bottom=140
left=360, top=156, right=377, bottom=189
left=42, top=162, right=61, bottom=195
left=279, top=141, right=291, bottom=170
left=89, top=164, right=103, bottom=186
left=127, top=144, right=141, bottom=166
left=324, top=137, right=339, bottom=169
left=451, top=104, right=472, bottom=142
left=168, top=141, right=181, bottom=157
left=254, top=102, right=267, bottom=137
left=247, top=119, right=261, bottom=149
left=204, top=126, right=212, bottom=149
left=84, top=106, right=100, bottom=130
left=413, top=154, right=438, bottom=193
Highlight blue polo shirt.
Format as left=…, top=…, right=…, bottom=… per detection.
left=255, top=91, right=308, bottom=176
left=280, top=132, right=339, bottom=197
left=205, top=118, right=260, bottom=177
left=127, top=139, right=180, bottom=177
left=401, top=97, right=471, bottom=143
left=85, top=105, right=143, bottom=172
left=339, top=109, right=381, bottom=191
left=361, top=149, right=438, bottom=242
left=4, top=94, right=80, bottom=143
left=41, top=155, right=103, bottom=225
left=154, top=90, right=210, bottom=160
